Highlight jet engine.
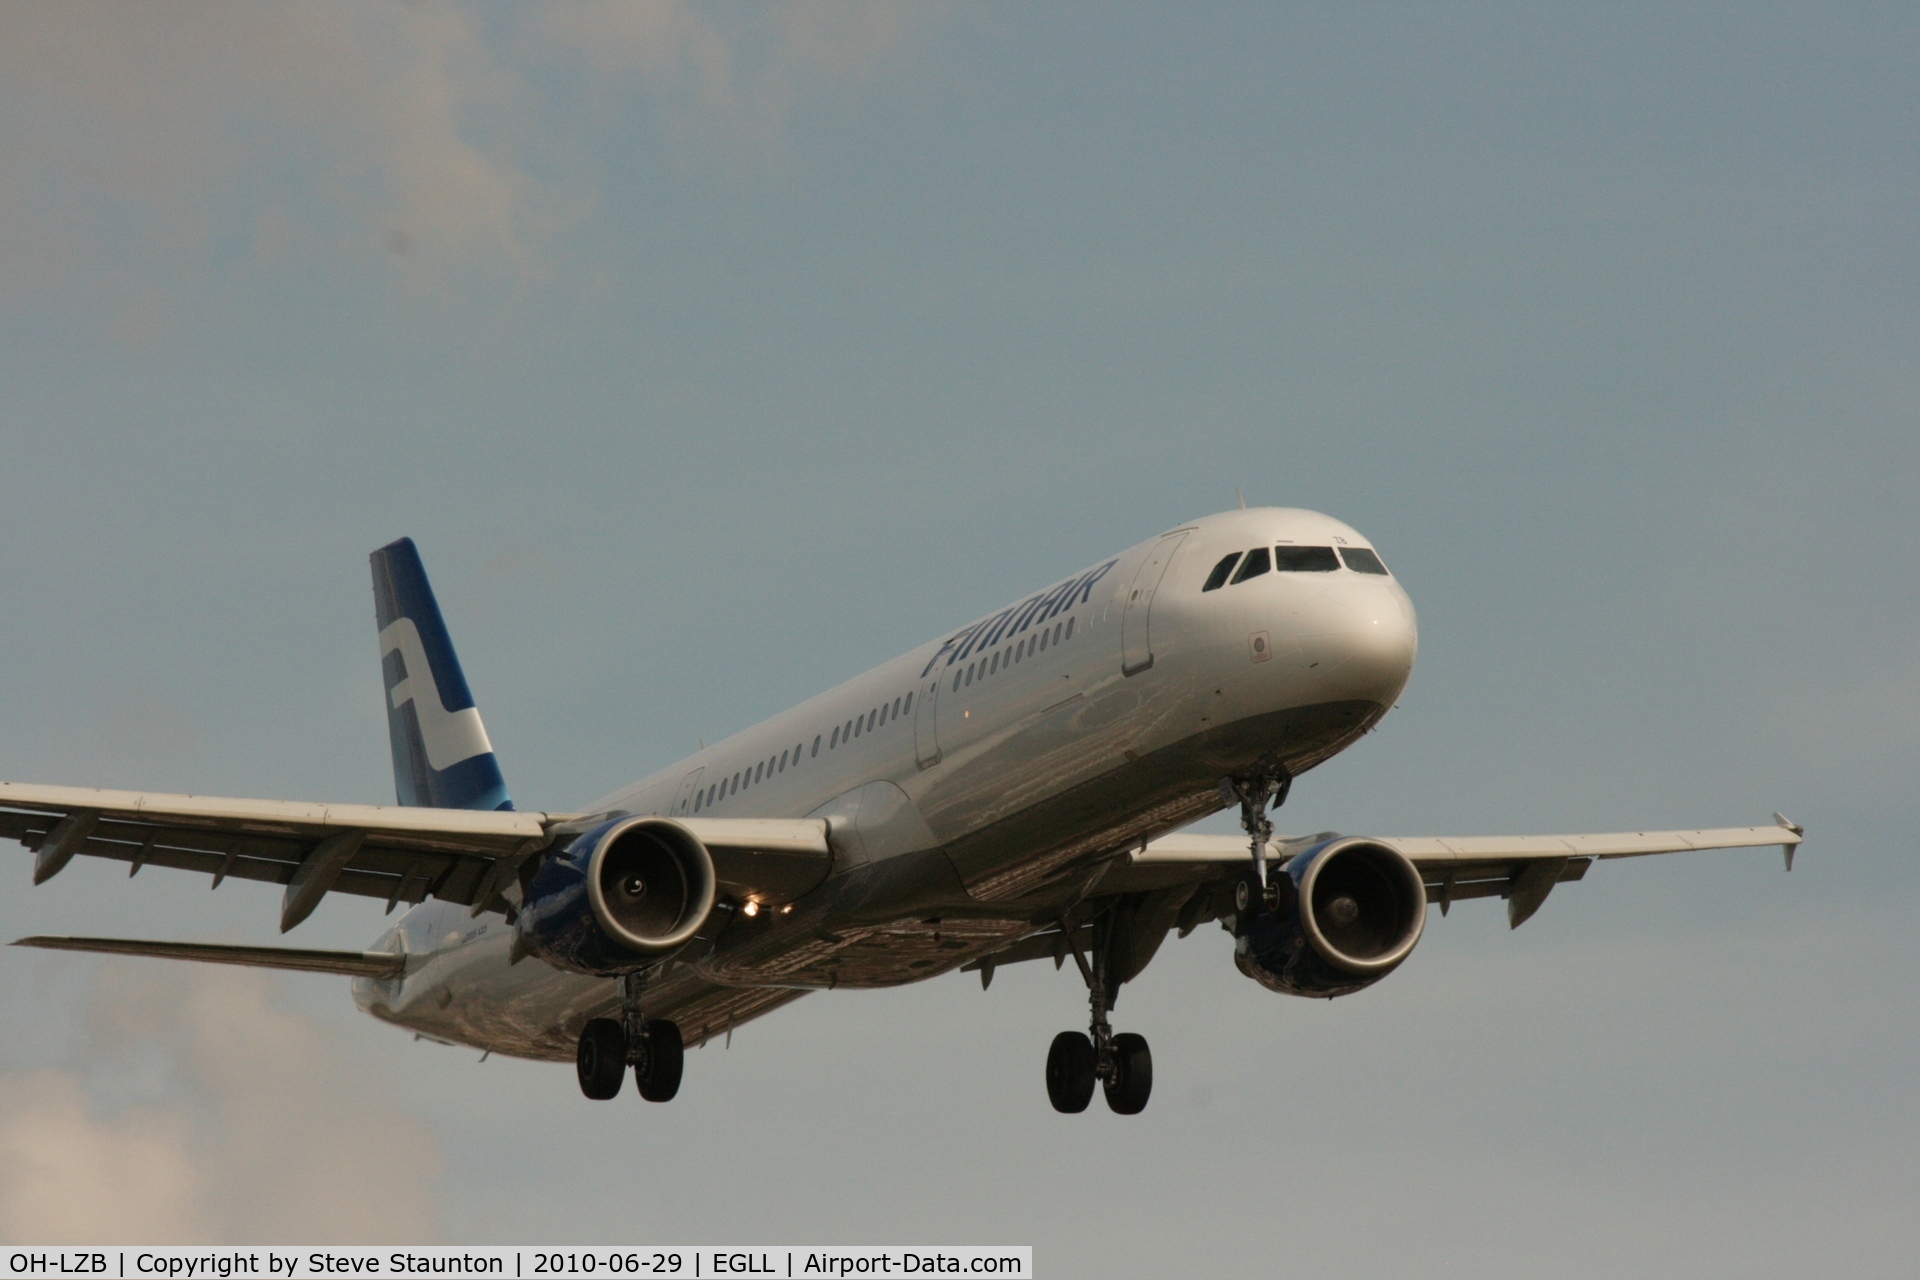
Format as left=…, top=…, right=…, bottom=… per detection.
left=515, top=817, right=718, bottom=975
left=1235, top=837, right=1427, bottom=998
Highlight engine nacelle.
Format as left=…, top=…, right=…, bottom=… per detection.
left=1235, top=837, right=1427, bottom=998
left=515, top=817, right=718, bottom=976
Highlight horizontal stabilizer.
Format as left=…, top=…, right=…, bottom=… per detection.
left=12, top=935, right=405, bottom=978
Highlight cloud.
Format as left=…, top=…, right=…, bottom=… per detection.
left=0, top=1, right=916, bottom=307
left=0, top=1072, right=204, bottom=1244
left=535, top=2, right=911, bottom=156
left=0, top=964, right=443, bottom=1244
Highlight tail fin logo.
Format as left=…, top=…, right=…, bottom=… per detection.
left=379, top=617, right=495, bottom=771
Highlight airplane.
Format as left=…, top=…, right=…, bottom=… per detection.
left=5, top=508, right=1802, bottom=1115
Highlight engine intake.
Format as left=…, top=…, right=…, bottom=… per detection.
left=516, top=817, right=718, bottom=975
left=589, top=820, right=714, bottom=952
left=1236, top=837, right=1427, bottom=997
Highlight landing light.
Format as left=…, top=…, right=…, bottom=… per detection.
left=742, top=900, right=760, bottom=917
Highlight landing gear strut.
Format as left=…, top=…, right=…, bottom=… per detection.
left=574, top=972, right=684, bottom=1102
left=621, top=971, right=684, bottom=1102
left=1046, top=912, right=1153, bottom=1115
left=1225, top=768, right=1292, bottom=913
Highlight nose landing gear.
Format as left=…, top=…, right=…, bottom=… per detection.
left=1046, top=913, right=1154, bottom=1115
left=574, top=971, right=684, bottom=1102
left=1225, top=768, right=1293, bottom=909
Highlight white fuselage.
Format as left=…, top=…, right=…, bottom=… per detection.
left=355, top=508, right=1418, bottom=1059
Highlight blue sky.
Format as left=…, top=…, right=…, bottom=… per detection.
left=0, top=4, right=1913, bottom=1272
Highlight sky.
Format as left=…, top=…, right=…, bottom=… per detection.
left=0, top=2, right=1914, bottom=1273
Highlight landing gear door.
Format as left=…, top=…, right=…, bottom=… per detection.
left=1121, top=531, right=1190, bottom=676
left=913, top=669, right=943, bottom=769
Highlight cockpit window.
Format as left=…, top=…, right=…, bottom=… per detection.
left=1230, top=547, right=1271, bottom=584
left=1339, top=547, right=1390, bottom=575
left=1202, top=553, right=1241, bottom=592
left=1274, top=546, right=1339, bottom=573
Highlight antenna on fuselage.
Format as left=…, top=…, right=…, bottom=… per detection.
left=1235, top=486, right=1246, bottom=509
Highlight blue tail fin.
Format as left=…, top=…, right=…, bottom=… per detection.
left=369, top=538, right=513, bottom=812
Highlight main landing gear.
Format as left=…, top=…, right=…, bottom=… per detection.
left=1042, top=768, right=1296, bottom=1115
left=576, top=972, right=684, bottom=1102
left=1046, top=915, right=1152, bottom=1115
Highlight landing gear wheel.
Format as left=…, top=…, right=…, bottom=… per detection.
left=1046, top=1031, right=1097, bottom=1113
left=576, top=1018, right=627, bottom=1100
left=1104, top=1032, right=1152, bottom=1115
left=635, top=1019, right=684, bottom=1102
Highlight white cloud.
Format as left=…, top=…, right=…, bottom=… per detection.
left=0, top=1071, right=205, bottom=1244
left=0, top=1, right=917, bottom=306
left=0, top=964, right=443, bottom=1244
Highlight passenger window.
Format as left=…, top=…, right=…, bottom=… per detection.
left=693, top=793, right=702, bottom=812
left=811, top=735, right=821, bottom=757
left=1340, top=547, right=1390, bottom=575
left=904, top=692, right=913, bottom=715
left=892, top=696, right=902, bottom=718
left=952, top=672, right=961, bottom=692
left=1274, top=546, right=1339, bottom=572
left=990, top=652, right=999, bottom=674
left=731, top=774, right=740, bottom=794
left=1066, top=618, right=1074, bottom=640
left=779, top=750, right=788, bottom=771
left=1231, top=547, right=1271, bottom=584
left=1052, top=623, right=1062, bottom=644
left=1039, top=631, right=1049, bottom=651
left=831, top=727, right=840, bottom=748
left=1202, top=553, right=1241, bottom=591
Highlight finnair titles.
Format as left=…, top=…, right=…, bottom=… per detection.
left=5, top=509, right=1800, bottom=1115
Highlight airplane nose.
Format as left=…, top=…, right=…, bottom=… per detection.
left=1291, top=579, right=1418, bottom=708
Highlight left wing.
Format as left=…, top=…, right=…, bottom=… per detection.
left=960, top=816, right=1805, bottom=990
left=0, top=782, right=830, bottom=932
left=1110, top=817, right=1805, bottom=928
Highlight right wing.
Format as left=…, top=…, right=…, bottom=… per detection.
left=0, top=782, right=829, bottom=932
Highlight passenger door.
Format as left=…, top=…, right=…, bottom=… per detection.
left=1120, top=531, right=1190, bottom=676
left=913, top=669, right=943, bottom=769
